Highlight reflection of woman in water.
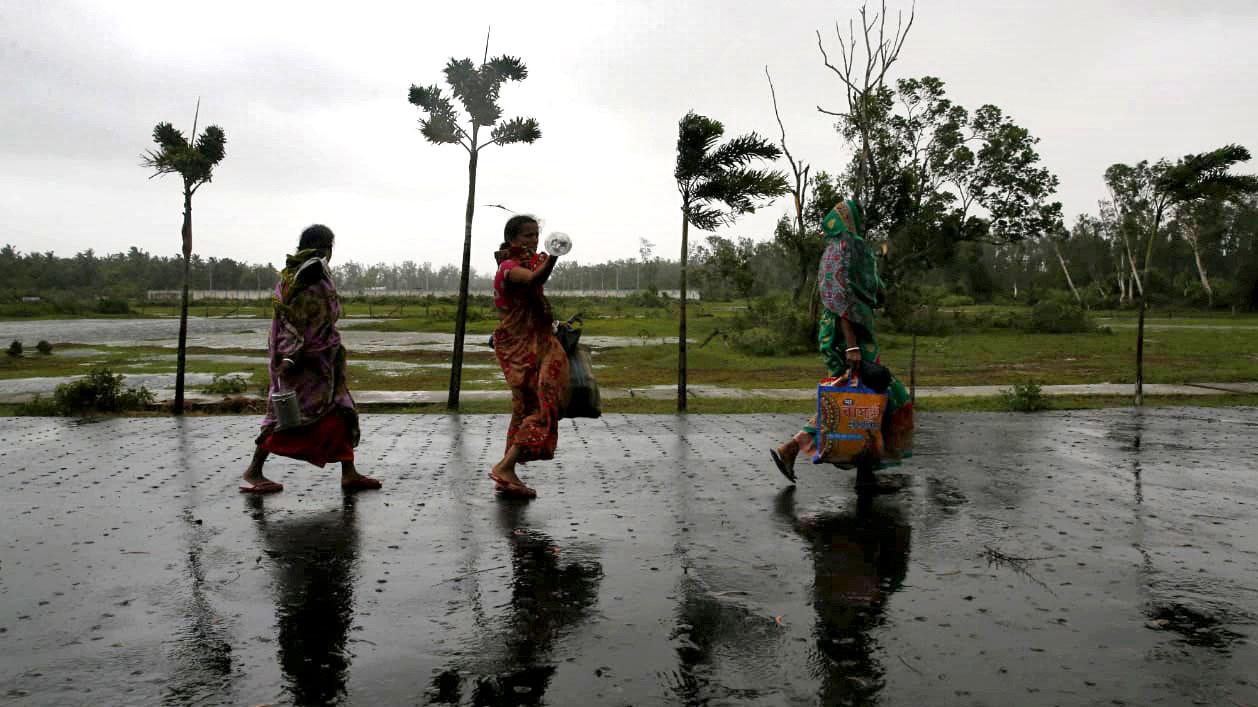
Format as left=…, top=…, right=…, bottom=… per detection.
left=430, top=501, right=602, bottom=704
left=248, top=495, right=361, bottom=705
left=774, top=488, right=911, bottom=705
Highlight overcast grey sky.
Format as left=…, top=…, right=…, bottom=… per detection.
left=2, top=0, right=1255, bottom=276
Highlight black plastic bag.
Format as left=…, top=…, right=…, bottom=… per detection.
left=564, top=344, right=602, bottom=418
left=556, top=316, right=601, bottom=418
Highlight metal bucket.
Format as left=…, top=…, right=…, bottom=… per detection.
left=271, top=389, right=301, bottom=430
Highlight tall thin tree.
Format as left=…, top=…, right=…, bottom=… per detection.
left=674, top=111, right=788, bottom=411
left=1109, top=145, right=1258, bottom=405
left=409, top=35, right=540, bottom=410
left=141, top=101, right=227, bottom=414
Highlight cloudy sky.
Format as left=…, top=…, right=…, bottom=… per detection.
left=2, top=0, right=1254, bottom=276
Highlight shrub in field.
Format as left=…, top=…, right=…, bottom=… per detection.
left=1026, top=300, right=1094, bottom=334
left=1002, top=380, right=1048, bottom=412
left=939, top=294, right=975, bottom=307
left=95, top=298, right=131, bottom=314
left=36, top=340, right=53, bottom=354
left=6, top=340, right=22, bottom=357
left=15, top=396, right=61, bottom=415
left=728, top=297, right=814, bottom=356
left=202, top=373, right=250, bottom=395
left=623, top=289, right=670, bottom=309
left=49, top=368, right=154, bottom=415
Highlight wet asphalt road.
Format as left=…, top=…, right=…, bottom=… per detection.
left=1, top=409, right=1256, bottom=706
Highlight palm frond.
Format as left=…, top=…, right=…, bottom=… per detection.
left=704, top=133, right=781, bottom=170
left=697, top=168, right=789, bottom=215
left=152, top=122, right=188, bottom=151
left=486, top=55, right=528, bottom=82
left=195, top=125, right=226, bottom=165
left=675, top=112, right=725, bottom=181
left=443, top=58, right=481, bottom=101
left=686, top=205, right=726, bottom=231
left=408, top=84, right=453, bottom=113
left=489, top=117, right=541, bottom=146
left=420, top=115, right=464, bottom=145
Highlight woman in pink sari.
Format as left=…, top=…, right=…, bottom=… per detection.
left=239, top=224, right=381, bottom=494
left=489, top=215, right=568, bottom=498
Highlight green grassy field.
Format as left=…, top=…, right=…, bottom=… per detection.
left=2, top=300, right=1255, bottom=400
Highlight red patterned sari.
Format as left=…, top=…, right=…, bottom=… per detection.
left=493, top=247, right=570, bottom=463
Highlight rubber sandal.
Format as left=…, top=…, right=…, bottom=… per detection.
left=239, top=480, right=284, bottom=494
left=341, top=476, right=382, bottom=492
left=769, top=449, right=797, bottom=484
left=489, top=472, right=537, bottom=499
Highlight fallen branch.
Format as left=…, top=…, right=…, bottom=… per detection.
left=432, top=564, right=507, bottom=586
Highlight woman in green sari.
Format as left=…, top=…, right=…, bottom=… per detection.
left=770, top=198, right=913, bottom=488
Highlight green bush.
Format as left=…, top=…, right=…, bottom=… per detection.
left=202, top=373, right=250, bottom=395
left=15, top=396, right=61, bottom=416
left=19, top=368, right=155, bottom=416
left=35, top=340, right=53, bottom=355
left=727, top=296, right=814, bottom=356
left=1002, top=380, right=1048, bottom=412
left=95, top=298, right=131, bottom=315
left=622, top=289, right=670, bottom=309
left=7, top=340, right=22, bottom=357
left=1025, top=300, right=1094, bottom=334
left=939, top=294, right=975, bottom=307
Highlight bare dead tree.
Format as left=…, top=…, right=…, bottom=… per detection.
left=766, top=66, right=811, bottom=240
left=765, top=66, right=814, bottom=302
left=816, top=0, right=915, bottom=225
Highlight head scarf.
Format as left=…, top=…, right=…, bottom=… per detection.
left=272, top=247, right=331, bottom=317
left=821, top=199, right=864, bottom=240
left=818, top=197, right=880, bottom=321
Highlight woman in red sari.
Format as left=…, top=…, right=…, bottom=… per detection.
left=489, top=215, right=569, bottom=498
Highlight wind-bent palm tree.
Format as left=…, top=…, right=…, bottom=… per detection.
left=674, top=111, right=788, bottom=411
left=409, top=43, right=541, bottom=410
left=141, top=103, right=226, bottom=415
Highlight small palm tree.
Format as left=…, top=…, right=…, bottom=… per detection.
left=409, top=45, right=541, bottom=410
left=141, top=103, right=226, bottom=415
left=674, top=112, right=788, bottom=411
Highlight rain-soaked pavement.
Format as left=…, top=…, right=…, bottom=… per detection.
left=1, top=409, right=1257, bottom=706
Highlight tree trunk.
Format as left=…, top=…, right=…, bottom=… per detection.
left=1135, top=296, right=1146, bottom=406
left=1122, top=236, right=1144, bottom=298
left=174, top=188, right=193, bottom=415
left=1186, top=232, right=1214, bottom=307
left=677, top=209, right=689, bottom=412
left=1134, top=206, right=1164, bottom=407
left=1052, top=240, right=1083, bottom=307
left=447, top=143, right=479, bottom=410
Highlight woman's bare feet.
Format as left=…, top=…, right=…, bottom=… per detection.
left=340, top=461, right=381, bottom=491
left=491, top=446, right=535, bottom=498
left=240, top=446, right=283, bottom=493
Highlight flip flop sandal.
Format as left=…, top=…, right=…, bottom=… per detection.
left=489, top=472, right=537, bottom=499
left=239, top=480, right=284, bottom=494
left=769, top=449, right=797, bottom=484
